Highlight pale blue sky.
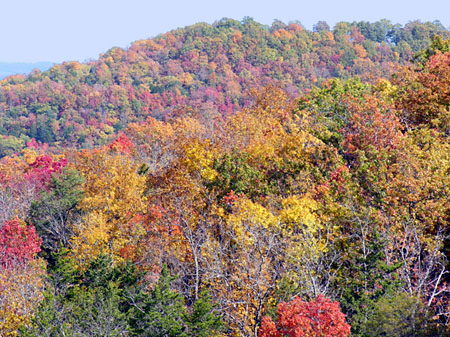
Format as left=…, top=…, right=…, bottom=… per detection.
left=1, top=0, right=449, bottom=62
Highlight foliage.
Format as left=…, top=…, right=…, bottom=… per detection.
left=70, top=144, right=147, bottom=264
left=29, top=167, right=84, bottom=252
left=0, top=219, right=44, bottom=337
left=1, top=24, right=450, bottom=337
left=0, top=20, right=448, bottom=152
left=258, top=295, right=351, bottom=337
left=365, top=293, right=446, bottom=337
left=0, top=218, right=41, bottom=267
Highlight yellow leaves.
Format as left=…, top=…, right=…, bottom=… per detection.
left=205, top=193, right=330, bottom=336
left=226, top=194, right=325, bottom=257
left=179, top=72, right=194, bottom=86
left=0, top=260, right=45, bottom=337
left=227, top=198, right=276, bottom=244
left=386, top=128, right=450, bottom=236
left=374, top=78, right=398, bottom=103
left=277, top=129, right=322, bottom=165
left=278, top=195, right=328, bottom=267
left=182, top=140, right=218, bottom=182
left=279, top=195, right=319, bottom=232
left=22, top=148, right=38, bottom=165
left=70, top=148, right=147, bottom=264
left=222, top=86, right=294, bottom=156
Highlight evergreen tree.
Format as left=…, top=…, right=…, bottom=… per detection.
left=185, top=290, right=223, bottom=337
left=129, top=265, right=187, bottom=337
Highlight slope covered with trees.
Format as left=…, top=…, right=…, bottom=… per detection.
left=1, top=31, right=450, bottom=335
left=0, top=19, right=449, bottom=156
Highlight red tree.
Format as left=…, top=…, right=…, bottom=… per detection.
left=0, top=218, right=42, bottom=267
left=25, top=154, right=67, bottom=191
left=259, top=295, right=351, bottom=337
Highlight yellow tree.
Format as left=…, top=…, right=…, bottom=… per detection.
left=69, top=144, right=147, bottom=264
left=0, top=261, right=45, bottom=336
left=203, top=197, right=282, bottom=337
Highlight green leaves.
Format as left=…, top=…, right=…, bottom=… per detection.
left=130, top=265, right=223, bottom=337
left=184, top=291, right=223, bottom=337
left=130, top=265, right=187, bottom=337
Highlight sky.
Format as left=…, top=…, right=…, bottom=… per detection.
left=1, top=0, right=450, bottom=63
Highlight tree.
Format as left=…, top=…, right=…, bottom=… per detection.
left=258, top=295, right=351, bottom=337
left=129, top=265, right=187, bottom=337
left=29, top=167, right=84, bottom=252
left=0, top=219, right=44, bottom=337
left=0, top=218, right=41, bottom=267
left=394, top=51, right=450, bottom=133
left=184, top=290, right=223, bottom=337
left=0, top=261, right=45, bottom=337
left=20, top=252, right=136, bottom=337
left=365, top=293, right=445, bottom=337
left=70, top=146, right=147, bottom=264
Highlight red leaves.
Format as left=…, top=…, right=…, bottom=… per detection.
left=25, top=155, right=67, bottom=191
left=259, top=295, right=351, bottom=337
left=259, top=316, right=281, bottom=337
left=109, top=133, right=135, bottom=154
left=223, top=190, right=240, bottom=207
left=0, top=218, right=42, bottom=267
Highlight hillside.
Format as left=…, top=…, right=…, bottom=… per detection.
left=1, top=18, right=450, bottom=337
left=0, top=19, right=448, bottom=156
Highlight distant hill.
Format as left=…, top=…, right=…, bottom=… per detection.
left=0, top=62, right=54, bottom=79
left=0, top=18, right=449, bottom=155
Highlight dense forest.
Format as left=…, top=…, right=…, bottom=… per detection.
left=0, top=18, right=449, bottom=156
left=1, top=18, right=450, bottom=337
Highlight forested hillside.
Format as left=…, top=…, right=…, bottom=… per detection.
left=1, top=18, right=450, bottom=337
left=0, top=19, right=448, bottom=156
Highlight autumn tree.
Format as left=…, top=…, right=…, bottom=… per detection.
left=0, top=218, right=44, bottom=337
left=69, top=139, right=147, bottom=264
left=258, top=295, right=351, bottom=337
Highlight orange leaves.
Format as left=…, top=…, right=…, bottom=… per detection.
left=342, top=94, right=402, bottom=158
left=259, top=295, right=351, bottom=337
left=232, top=30, right=243, bottom=43
left=393, top=51, right=450, bottom=131
left=354, top=44, right=368, bottom=58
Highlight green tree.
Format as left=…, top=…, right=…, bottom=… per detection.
left=21, top=252, right=138, bottom=337
left=339, top=232, right=402, bottom=337
left=129, top=265, right=187, bottom=337
left=366, top=293, right=446, bottom=337
left=184, top=291, right=223, bottom=337
left=29, top=168, right=84, bottom=253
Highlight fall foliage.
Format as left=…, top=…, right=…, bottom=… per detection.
left=1, top=19, right=450, bottom=337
